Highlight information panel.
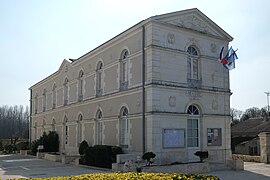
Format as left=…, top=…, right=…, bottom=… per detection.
left=163, top=129, right=185, bottom=148
left=207, top=128, right=222, bottom=146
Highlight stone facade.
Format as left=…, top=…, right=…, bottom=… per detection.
left=29, top=8, right=233, bottom=164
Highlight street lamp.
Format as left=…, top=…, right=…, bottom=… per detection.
left=265, top=91, right=270, bottom=112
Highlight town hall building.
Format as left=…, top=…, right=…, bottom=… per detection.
left=29, top=8, right=234, bottom=164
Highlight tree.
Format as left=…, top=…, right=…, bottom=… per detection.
left=230, top=108, right=243, bottom=125
left=240, top=107, right=265, bottom=121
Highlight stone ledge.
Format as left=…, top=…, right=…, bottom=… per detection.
left=227, top=160, right=244, bottom=171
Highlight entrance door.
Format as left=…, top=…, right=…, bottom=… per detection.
left=187, top=118, right=200, bottom=162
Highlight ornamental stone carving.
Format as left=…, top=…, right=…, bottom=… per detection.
left=186, top=90, right=201, bottom=100
left=167, top=33, right=175, bottom=44
left=212, top=99, right=218, bottom=110
left=210, top=43, right=217, bottom=53
left=169, top=96, right=176, bottom=107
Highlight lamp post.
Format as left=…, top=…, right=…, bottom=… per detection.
left=265, top=91, right=270, bottom=113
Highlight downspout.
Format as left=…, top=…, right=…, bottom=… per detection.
left=142, top=25, right=146, bottom=154
left=29, top=89, right=32, bottom=148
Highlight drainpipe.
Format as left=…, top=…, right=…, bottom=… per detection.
left=142, top=25, right=146, bottom=154
left=29, top=89, right=32, bottom=148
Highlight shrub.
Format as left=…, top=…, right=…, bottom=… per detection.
left=0, top=140, right=3, bottom=151
left=194, top=151, right=208, bottom=162
left=31, top=131, right=59, bottom=154
left=16, top=141, right=29, bottom=150
left=83, top=145, right=122, bottom=168
left=112, top=146, right=123, bottom=163
left=84, top=146, right=95, bottom=166
left=142, top=152, right=156, bottom=166
left=4, top=144, right=16, bottom=153
left=79, top=140, right=89, bottom=155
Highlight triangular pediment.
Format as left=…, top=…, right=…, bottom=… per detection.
left=58, top=59, right=71, bottom=74
left=152, top=8, right=233, bottom=41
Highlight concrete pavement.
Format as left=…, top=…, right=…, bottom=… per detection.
left=1, top=154, right=270, bottom=179
left=0, top=154, right=109, bottom=179
left=207, top=162, right=270, bottom=180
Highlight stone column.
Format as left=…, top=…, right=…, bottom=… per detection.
left=258, top=132, right=270, bottom=163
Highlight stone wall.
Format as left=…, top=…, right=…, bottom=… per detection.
left=232, top=154, right=260, bottom=163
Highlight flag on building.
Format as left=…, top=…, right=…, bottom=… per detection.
left=219, top=46, right=238, bottom=70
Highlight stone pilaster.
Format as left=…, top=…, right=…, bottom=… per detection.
left=258, top=132, right=270, bottom=163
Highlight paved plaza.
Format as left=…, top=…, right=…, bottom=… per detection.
left=0, top=154, right=270, bottom=179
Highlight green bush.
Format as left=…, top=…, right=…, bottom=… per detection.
left=0, top=140, right=3, bottom=151
left=83, top=145, right=122, bottom=168
left=31, top=131, right=59, bottom=154
left=16, top=141, right=29, bottom=150
left=4, top=144, right=16, bottom=153
left=79, top=140, right=89, bottom=155
left=142, top=152, right=156, bottom=166
left=112, top=145, right=123, bottom=163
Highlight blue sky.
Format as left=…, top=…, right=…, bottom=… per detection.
left=1, top=0, right=269, bottom=111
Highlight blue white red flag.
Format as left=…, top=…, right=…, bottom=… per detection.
left=219, top=46, right=238, bottom=70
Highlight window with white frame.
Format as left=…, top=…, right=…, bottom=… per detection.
left=52, top=118, right=56, bottom=132
left=52, top=84, right=56, bottom=109
left=78, top=114, right=83, bottom=145
left=43, top=89, right=47, bottom=112
left=64, top=116, right=68, bottom=144
left=96, top=62, right=103, bottom=96
left=34, top=93, right=38, bottom=114
left=64, top=78, right=68, bottom=105
left=187, top=46, right=199, bottom=80
left=187, top=105, right=200, bottom=147
left=120, top=50, right=129, bottom=90
left=96, top=110, right=103, bottom=145
left=78, top=70, right=84, bottom=101
left=120, top=107, right=129, bottom=148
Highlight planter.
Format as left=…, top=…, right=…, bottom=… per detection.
left=44, top=153, right=62, bottom=162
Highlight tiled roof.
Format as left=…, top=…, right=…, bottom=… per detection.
left=231, top=117, right=270, bottom=137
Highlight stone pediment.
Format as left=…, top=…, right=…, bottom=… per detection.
left=152, top=8, right=233, bottom=41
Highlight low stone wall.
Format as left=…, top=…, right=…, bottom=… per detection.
left=44, top=153, right=62, bottom=162
left=232, top=154, right=261, bottom=162
left=113, top=162, right=210, bottom=174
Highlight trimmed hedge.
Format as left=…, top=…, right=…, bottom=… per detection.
left=80, top=144, right=123, bottom=168
left=10, top=172, right=219, bottom=180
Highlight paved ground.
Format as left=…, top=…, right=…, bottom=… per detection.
left=207, top=162, right=270, bottom=180
left=0, top=154, right=270, bottom=179
left=0, top=154, right=109, bottom=179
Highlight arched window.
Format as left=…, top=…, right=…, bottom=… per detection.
left=42, top=119, right=46, bottom=133
left=187, top=46, right=199, bottom=80
left=51, top=118, right=56, bottom=132
left=119, top=107, right=129, bottom=148
left=52, top=84, right=56, bottom=109
left=64, top=116, right=68, bottom=144
left=187, top=105, right=200, bottom=147
left=34, top=93, right=38, bottom=114
left=96, top=62, right=103, bottom=96
left=78, top=114, right=83, bottom=145
left=78, top=70, right=84, bottom=102
left=96, top=110, right=103, bottom=145
left=64, top=78, right=69, bottom=105
left=187, top=105, right=199, bottom=115
left=120, top=50, right=129, bottom=91
left=43, top=89, right=47, bottom=112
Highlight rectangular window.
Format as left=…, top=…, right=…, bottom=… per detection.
left=187, top=119, right=199, bottom=147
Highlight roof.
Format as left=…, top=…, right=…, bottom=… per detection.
left=231, top=117, right=270, bottom=137
left=29, top=8, right=233, bottom=90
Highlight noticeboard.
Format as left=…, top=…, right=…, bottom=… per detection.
left=207, top=128, right=222, bottom=146
left=163, top=129, right=185, bottom=148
